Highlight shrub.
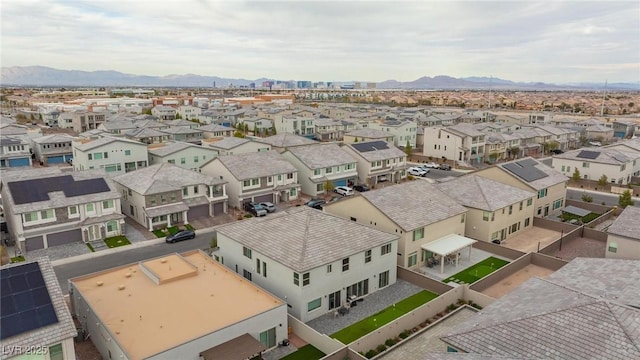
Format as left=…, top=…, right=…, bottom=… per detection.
left=237, top=215, right=243, bottom=220
left=399, top=330, right=410, bottom=339
left=376, top=344, right=387, bottom=353
left=244, top=213, right=253, bottom=218
left=184, top=224, right=195, bottom=231
left=385, top=338, right=397, bottom=347
left=365, top=349, right=378, bottom=359
left=581, top=194, right=593, bottom=203
left=447, top=304, right=456, bottom=312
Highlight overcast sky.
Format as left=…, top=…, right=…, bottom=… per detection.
left=1, top=0, right=639, bottom=83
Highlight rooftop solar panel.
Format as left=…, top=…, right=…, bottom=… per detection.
left=576, top=150, right=600, bottom=159
left=8, top=175, right=111, bottom=205
left=516, top=158, right=538, bottom=167
left=503, top=162, right=548, bottom=182
left=0, top=262, right=58, bottom=340
left=351, top=141, right=389, bottom=153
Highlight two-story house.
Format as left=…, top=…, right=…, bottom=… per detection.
left=369, top=120, right=418, bottom=147
left=255, top=133, right=317, bottom=153
left=343, top=128, right=395, bottom=144
left=282, top=143, right=358, bottom=196
left=71, top=110, right=108, bottom=133
left=215, top=207, right=399, bottom=322
left=159, top=126, right=204, bottom=144
left=203, top=137, right=271, bottom=156
left=176, top=105, right=202, bottom=121
left=605, top=206, right=640, bottom=260
left=552, top=148, right=640, bottom=185
left=0, top=137, right=32, bottom=168
left=342, top=140, right=407, bottom=185
left=274, top=116, right=315, bottom=137
left=324, top=180, right=468, bottom=269
left=72, top=136, right=149, bottom=174
left=124, top=127, right=171, bottom=145
left=201, top=150, right=300, bottom=208
left=1, top=168, right=125, bottom=252
left=31, top=134, right=75, bottom=166
left=199, top=124, right=235, bottom=139
left=151, top=105, right=177, bottom=120
left=423, top=124, right=486, bottom=165
left=474, top=157, right=569, bottom=217
left=112, top=163, right=228, bottom=230
left=435, top=175, right=536, bottom=243
left=148, top=141, right=218, bottom=172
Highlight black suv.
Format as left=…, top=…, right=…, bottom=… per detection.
left=244, top=202, right=267, bottom=217
left=305, top=199, right=326, bottom=210
left=353, top=184, right=370, bottom=192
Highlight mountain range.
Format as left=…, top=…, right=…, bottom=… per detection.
left=1, top=66, right=638, bottom=90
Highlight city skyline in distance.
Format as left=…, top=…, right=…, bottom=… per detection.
left=1, top=1, right=638, bottom=84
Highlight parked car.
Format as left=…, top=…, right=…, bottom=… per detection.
left=422, top=162, right=439, bottom=168
left=416, top=164, right=432, bottom=172
left=334, top=186, right=355, bottom=196
left=550, top=149, right=564, bottom=155
left=166, top=230, right=196, bottom=243
left=438, top=163, right=452, bottom=171
left=244, top=202, right=267, bottom=217
left=305, top=199, right=326, bottom=209
left=260, top=202, right=276, bottom=213
left=408, top=167, right=429, bottom=177
left=353, top=184, right=370, bottom=192
left=491, top=239, right=501, bottom=245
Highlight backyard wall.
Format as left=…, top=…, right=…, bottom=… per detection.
left=582, top=227, right=609, bottom=242
left=533, top=217, right=578, bottom=233
left=585, top=208, right=616, bottom=228
left=288, top=315, right=344, bottom=355
left=611, top=185, right=640, bottom=197
left=462, top=287, right=496, bottom=308
left=397, top=266, right=454, bottom=294
left=538, top=226, right=582, bottom=255
left=470, top=253, right=532, bottom=292
left=531, top=252, right=568, bottom=270
left=565, top=199, right=612, bottom=214
left=471, top=240, right=525, bottom=260
left=322, top=347, right=366, bottom=360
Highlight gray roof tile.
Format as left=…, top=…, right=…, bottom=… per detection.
left=606, top=206, right=640, bottom=241
left=113, top=163, right=225, bottom=195
left=436, top=175, right=535, bottom=211
left=215, top=150, right=297, bottom=180
left=257, top=133, right=317, bottom=147
left=286, top=144, right=357, bottom=169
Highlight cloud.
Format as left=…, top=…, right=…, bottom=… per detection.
left=1, top=0, right=638, bottom=83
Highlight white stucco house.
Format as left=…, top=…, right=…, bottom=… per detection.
left=72, top=136, right=149, bottom=174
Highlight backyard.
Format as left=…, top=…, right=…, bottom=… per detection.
left=560, top=212, right=600, bottom=224
left=442, top=256, right=509, bottom=284
left=279, top=345, right=325, bottom=360
left=331, top=290, right=438, bottom=344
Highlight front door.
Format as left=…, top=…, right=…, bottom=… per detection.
left=87, top=225, right=101, bottom=241
left=544, top=206, right=549, bottom=216
left=171, top=212, right=181, bottom=224
left=328, top=290, right=341, bottom=310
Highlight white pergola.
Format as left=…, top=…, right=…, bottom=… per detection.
left=421, top=234, right=477, bottom=274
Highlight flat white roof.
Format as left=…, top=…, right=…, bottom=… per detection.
left=421, top=234, right=477, bottom=256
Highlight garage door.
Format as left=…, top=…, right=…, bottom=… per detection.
left=213, top=202, right=225, bottom=216
left=47, top=229, right=82, bottom=247
left=8, top=158, right=30, bottom=167
left=47, top=156, right=64, bottom=164
left=188, top=204, right=209, bottom=220
left=333, top=179, right=347, bottom=187
left=25, top=236, right=44, bottom=251
left=253, top=194, right=274, bottom=203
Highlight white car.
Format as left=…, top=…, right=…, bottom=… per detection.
left=408, top=167, right=429, bottom=177
left=334, top=186, right=355, bottom=196
left=422, top=162, right=439, bottom=169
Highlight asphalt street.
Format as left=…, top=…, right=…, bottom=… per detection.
left=566, top=188, right=639, bottom=207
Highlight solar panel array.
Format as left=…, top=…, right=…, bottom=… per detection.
left=503, top=160, right=549, bottom=182
left=352, top=140, right=389, bottom=153
left=576, top=150, right=600, bottom=160
left=8, top=175, right=111, bottom=205
left=0, top=262, right=58, bottom=339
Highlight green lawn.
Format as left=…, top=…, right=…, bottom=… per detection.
left=184, top=224, right=196, bottom=231
left=10, top=256, right=25, bottom=263
left=331, top=290, right=438, bottom=344
left=561, top=212, right=600, bottom=224
left=280, top=345, right=325, bottom=360
left=104, top=236, right=131, bottom=248
left=442, top=256, right=509, bottom=284
left=153, top=229, right=167, bottom=238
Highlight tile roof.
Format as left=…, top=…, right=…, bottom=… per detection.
left=74, top=136, right=143, bottom=151
left=554, top=148, right=640, bottom=165
left=346, top=128, right=391, bottom=138
left=286, top=144, right=356, bottom=169
left=148, top=141, right=214, bottom=157
left=159, top=126, right=202, bottom=135
left=498, top=157, right=569, bottom=190
left=445, top=124, right=485, bottom=137
left=606, top=206, right=640, bottom=241
left=257, top=133, right=317, bottom=148
left=32, top=134, right=74, bottom=144
left=359, top=181, right=467, bottom=231
left=435, top=175, right=534, bottom=211
left=214, top=150, right=297, bottom=180
left=205, top=137, right=250, bottom=150
left=216, top=207, right=398, bottom=272
left=198, top=124, right=234, bottom=133
left=125, top=127, right=167, bottom=138
left=112, top=163, right=226, bottom=195
left=345, top=140, right=406, bottom=162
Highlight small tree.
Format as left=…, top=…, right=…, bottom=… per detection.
left=543, top=141, right=559, bottom=154
left=271, top=125, right=277, bottom=135
left=253, top=123, right=258, bottom=135
left=233, top=130, right=245, bottom=138
left=405, top=140, right=412, bottom=157
left=323, top=180, right=335, bottom=195
left=489, top=151, right=499, bottom=163
left=572, top=168, right=581, bottom=181
left=508, top=146, right=520, bottom=159
left=581, top=194, right=593, bottom=203
left=142, top=108, right=152, bottom=115
left=619, top=189, right=635, bottom=208
left=598, top=174, right=608, bottom=186
left=175, top=113, right=182, bottom=119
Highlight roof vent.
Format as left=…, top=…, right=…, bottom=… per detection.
left=160, top=259, right=167, bottom=264
left=118, top=285, right=126, bottom=291
left=125, top=273, right=131, bottom=278
left=96, top=281, right=104, bottom=287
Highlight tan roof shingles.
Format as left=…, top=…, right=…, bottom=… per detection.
left=215, top=150, right=297, bottom=180
left=286, top=143, right=357, bottom=169
left=216, top=207, right=398, bottom=272
left=436, top=175, right=534, bottom=211
left=113, top=163, right=226, bottom=195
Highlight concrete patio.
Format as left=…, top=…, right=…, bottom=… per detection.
left=419, top=247, right=509, bottom=283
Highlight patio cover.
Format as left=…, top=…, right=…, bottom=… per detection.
left=562, top=205, right=590, bottom=217
left=199, top=333, right=267, bottom=360
left=421, top=234, right=477, bottom=274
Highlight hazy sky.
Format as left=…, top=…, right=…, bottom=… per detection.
left=1, top=0, right=639, bottom=83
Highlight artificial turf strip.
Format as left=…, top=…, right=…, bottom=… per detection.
left=331, top=290, right=438, bottom=344
left=280, top=344, right=325, bottom=360
left=442, top=256, right=509, bottom=284
left=104, top=236, right=132, bottom=248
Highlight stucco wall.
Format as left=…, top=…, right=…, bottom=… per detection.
left=287, top=315, right=344, bottom=355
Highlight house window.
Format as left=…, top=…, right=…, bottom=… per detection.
left=103, top=152, right=108, bottom=159
left=461, top=214, right=465, bottom=223
left=325, top=167, right=333, bottom=174
left=243, top=246, right=252, bottom=259
left=314, top=169, right=321, bottom=176
left=537, top=189, right=548, bottom=198
left=413, top=227, right=424, bottom=241
left=88, top=153, right=92, bottom=160
left=290, top=188, right=297, bottom=196
left=509, top=205, right=513, bottom=215
left=94, top=152, right=102, bottom=160
left=181, top=157, right=186, bottom=164
left=316, top=183, right=324, bottom=192
left=263, top=262, right=267, bottom=277
left=161, top=195, right=166, bottom=203
left=259, top=327, right=276, bottom=348
left=125, top=150, right=131, bottom=156
left=519, top=202, right=523, bottom=211
left=23, top=211, right=39, bottom=223
left=302, top=272, right=310, bottom=286
left=267, top=176, right=273, bottom=184
left=342, top=258, right=349, bottom=272
left=193, top=186, right=199, bottom=194
left=379, top=270, right=390, bottom=288
left=582, top=162, right=589, bottom=168
left=307, top=298, right=322, bottom=312
left=86, top=203, right=95, bottom=214
left=170, top=193, right=176, bottom=201
left=252, top=178, right=260, bottom=186
left=607, top=241, right=617, bottom=253
left=102, top=199, right=114, bottom=210
left=168, top=159, right=175, bottom=164
left=106, top=220, right=118, bottom=233
left=553, top=198, right=564, bottom=210
left=49, top=343, right=63, bottom=360
left=287, top=173, right=294, bottom=179
left=193, top=156, right=198, bottom=163
left=68, top=206, right=79, bottom=218
left=365, top=249, right=372, bottom=263
left=327, top=264, right=332, bottom=273
left=293, top=272, right=299, bottom=286
left=381, top=243, right=391, bottom=255
left=527, top=198, right=533, bottom=206
left=524, top=217, right=530, bottom=227
left=243, top=269, right=252, bottom=281
left=408, top=252, right=417, bottom=267
left=483, top=211, right=491, bottom=221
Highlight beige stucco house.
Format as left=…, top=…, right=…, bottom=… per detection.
left=342, top=140, right=407, bottom=185
left=606, top=206, right=640, bottom=259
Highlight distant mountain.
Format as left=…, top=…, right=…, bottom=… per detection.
left=1, top=66, right=638, bottom=90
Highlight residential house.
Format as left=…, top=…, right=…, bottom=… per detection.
left=1, top=167, right=125, bottom=252
left=176, top=105, right=202, bottom=121
left=342, top=140, right=407, bottom=185
left=148, top=141, right=218, bottom=171
left=255, top=133, right=317, bottom=153
left=70, top=110, right=108, bottom=133
left=240, top=117, right=273, bottom=136
left=585, top=124, right=615, bottom=143
left=323, top=180, right=467, bottom=269
left=474, top=157, right=569, bottom=217
left=203, top=137, right=271, bottom=156
left=215, top=207, right=399, bottom=322
left=1, top=258, right=77, bottom=360
left=435, top=175, right=536, bottom=243
left=484, top=132, right=521, bottom=162
left=552, top=148, right=640, bottom=185
left=343, top=128, right=395, bottom=144
left=70, top=251, right=287, bottom=360
left=282, top=143, right=358, bottom=196
left=0, top=137, right=32, bottom=168
left=423, top=124, right=486, bottom=165
left=274, top=116, right=315, bottom=137
left=442, top=258, right=640, bottom=358
left=112, top=163, right=228, bottom=230
left=159, top=126, right=204, bottom=144
left=151, top=105, right=177, bottom=120
left=313, top=118, right=355, bottom=142
left=200, top=150, right=299, bottom=208
left=31, top=134, right=74, bottom=166
left=612, top=119, right=637, bottom=139
left=199, top=124, right=235, bottom=139
left=606, top=206, right=640, bottom=259
left=369, top=119, right=418, bottom=147
left=72, top=136, right=149, bottom=174
left=98, top=119, right=137, bottom=135
left=124, top=127, right=170, bottom=145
